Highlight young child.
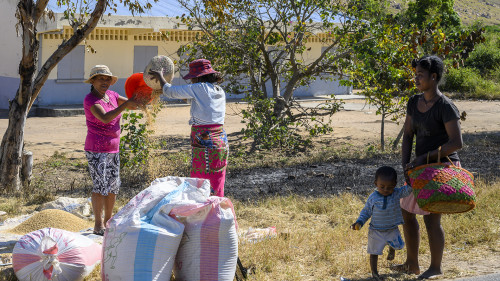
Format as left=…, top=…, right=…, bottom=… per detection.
left=351, top=166, right=412, bottom=280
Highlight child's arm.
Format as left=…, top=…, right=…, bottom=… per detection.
left=398, top=183, right=413, bottom=198
left=351, top=197, right=373, bottom=230
left=350, top=222, right=361, bottom=230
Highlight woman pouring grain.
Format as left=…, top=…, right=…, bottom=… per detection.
left=83, top=65, right=144, bottom=236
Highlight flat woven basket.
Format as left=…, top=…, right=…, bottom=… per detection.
left=143, top=55, right=175, bottom=90
left=407, top=154, right=476, bottom=214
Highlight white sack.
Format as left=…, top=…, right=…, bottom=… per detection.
left=102, top=176, right=210, bottom=281
left=12, top=227, right=102, bottom=281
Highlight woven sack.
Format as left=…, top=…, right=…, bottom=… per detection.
left=407, top=151, right=476, bottom=214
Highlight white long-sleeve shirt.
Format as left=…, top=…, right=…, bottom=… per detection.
left=162, top=82, right=226, bottom=125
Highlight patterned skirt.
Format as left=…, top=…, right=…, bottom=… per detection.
left=190, top=125, right=229, bottom=197
left=85, top=151, right=121, bottom=196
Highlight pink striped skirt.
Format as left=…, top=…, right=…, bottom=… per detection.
left=190, top=125, right=229, bottom=197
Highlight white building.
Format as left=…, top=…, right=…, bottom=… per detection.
left=0, top=0, right=23, bottom=110
left=0, top=6, right=351, bottom=110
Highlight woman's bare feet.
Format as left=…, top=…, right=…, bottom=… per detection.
left=390, top=263, right=420, bottom=275
left=93, top=222, right=105, bottom=236
left=418, top=268, right=442, bottom=279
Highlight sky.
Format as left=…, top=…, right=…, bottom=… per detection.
left=45, top=1, right=339, bottom=23
left=46, top=0, right=186, bottom=17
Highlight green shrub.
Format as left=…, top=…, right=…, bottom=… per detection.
left=489, top=66, right=500, bottom=83
left=443, top=67, right=500, bottom=100
left=465, top=43, right=500, bottom=75
left=119, top=103, right=163, bottom=168
left=443, top=67, right=481, bottom=93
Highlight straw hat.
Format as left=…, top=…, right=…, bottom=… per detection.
left=182, top=59, right=220, bottom=80
left=84, top=65, right=118, bottom=85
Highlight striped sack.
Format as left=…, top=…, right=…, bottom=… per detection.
left=170, top=197, right=238, bottom=281
left=13, top=227, right=101, bottom=281
left=101, top=176, right=210, bottom=281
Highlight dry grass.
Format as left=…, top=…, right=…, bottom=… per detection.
left=79, top=179, right=500, bottom=281
left=1, top=175, right=498, bottom=281
left=2, top=129, right=498, bottom=280
left=84, top=178, right=500, bottom=281
left=232, top=180, right=500, bottom=281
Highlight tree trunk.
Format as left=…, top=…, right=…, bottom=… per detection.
left=273, top=96, right=288, bottom=117
left=0, top=0, right=107, bottom=192
left=392, top=126, right=404, bottom=150
left=22, top=150, right=33, bottom=188
left=0, top=99, right=28, bottom=192
left=380, top=113, right=386, bottom=151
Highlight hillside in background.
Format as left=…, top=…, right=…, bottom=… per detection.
left=390, top=0, right=500, bottom=26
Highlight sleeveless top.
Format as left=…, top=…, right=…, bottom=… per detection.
left=84, top=90, right=121, bottom=153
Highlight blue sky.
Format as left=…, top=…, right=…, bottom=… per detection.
left=46, top=0, right=186, bottom=17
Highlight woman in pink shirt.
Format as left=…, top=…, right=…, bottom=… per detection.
left=83, top=65, right=142, bottom=236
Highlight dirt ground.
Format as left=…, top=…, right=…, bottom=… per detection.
left=1, top=98, right=499, bottom=162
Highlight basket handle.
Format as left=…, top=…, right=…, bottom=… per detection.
left=438, top=146, right=441, bottom=163
left=427, top=146, right=442, bottom=164
left=430, top=146, right=457, bottom=168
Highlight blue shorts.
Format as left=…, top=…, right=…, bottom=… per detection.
left=367, top=227, right=404, bottom=255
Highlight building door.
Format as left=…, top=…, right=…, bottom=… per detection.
left=133, top=46, right=158, bottom=73
left=57, top=45, right=85, bottom=81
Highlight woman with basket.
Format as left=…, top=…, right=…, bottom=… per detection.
left=396, top=56, right=464, bottom=279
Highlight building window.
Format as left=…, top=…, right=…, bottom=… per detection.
left=57, top=45, right=85, bottom=81
left=133, top=46, right=158, bottom=73
left=321, top=46, right=339, bottom=57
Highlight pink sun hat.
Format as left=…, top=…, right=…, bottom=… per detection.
left=182, top=59, right=220, bottom=80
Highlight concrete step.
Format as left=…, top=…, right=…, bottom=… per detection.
left=33, top=105, right=85, bottom=117
left=1, top=94, right=364, bottom=118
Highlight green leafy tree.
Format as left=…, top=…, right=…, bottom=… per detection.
left=404, top=0, right=461, bottom=28
left=350, top=4, right=483, bottom=150
left=176, top=0, right=379, bottom=151
left=0, top=0, right=158, bottom=192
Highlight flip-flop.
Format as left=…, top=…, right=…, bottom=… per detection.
left=93, top=229, right=105, bottom=236
left=418, top=272, right=442, bottom=280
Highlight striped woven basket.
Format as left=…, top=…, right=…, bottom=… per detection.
left=407, top=151, right=476, bottom=214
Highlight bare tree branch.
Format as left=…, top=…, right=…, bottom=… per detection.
left=29, top=0, right=107, bottom=110
left=33, top=0, right=49, bottom=23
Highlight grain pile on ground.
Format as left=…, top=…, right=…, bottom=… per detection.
left=9, top=209, right=92, bottom=235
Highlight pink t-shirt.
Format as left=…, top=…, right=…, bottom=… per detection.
left=84, top=90, right=122, bottom=153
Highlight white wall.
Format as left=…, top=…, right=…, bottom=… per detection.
left=0, top=0, right=22, bottom=109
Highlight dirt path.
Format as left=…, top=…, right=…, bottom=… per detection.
left=0, top=99, right=498, bottom=162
